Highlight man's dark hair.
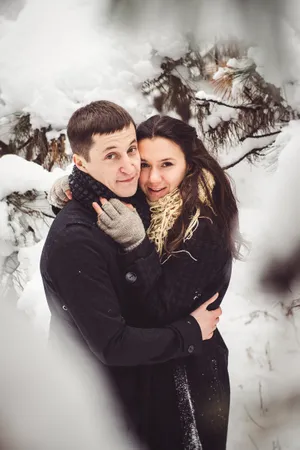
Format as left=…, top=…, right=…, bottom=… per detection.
left=67, top=100, right=135, bottom=161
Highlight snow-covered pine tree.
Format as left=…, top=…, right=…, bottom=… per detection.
left=0, top=112, right=71, bottom=300
left=142, top=40, right=299, bottom=168
left=1, top=40, right=297, bottom=174
left=0, top=113, right=70, bottom=171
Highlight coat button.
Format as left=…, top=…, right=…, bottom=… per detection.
left=62, top=305, right=68, bottom=311
left=188, top=345, right=195, bottom=354
left=125, top=272, right=137, bottom=284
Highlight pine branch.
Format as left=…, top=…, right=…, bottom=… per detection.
left=196, top=97, right=267, bottom=111
left=248, top=434, right=260, bottom=450
left=240, top=130, right=281, bottom=142
left=39, top=210, right=56, bottom=220
left=16, top=136, right=33, bottom=152
left=143, top=47, right=296, bottom=155
left=0, top=113, right=70, bottom=171
left=0, top=139, right=10, bottom=155
left=244, top=405, right=265, bottom=430
left=222, top=143, right=273, bottom=170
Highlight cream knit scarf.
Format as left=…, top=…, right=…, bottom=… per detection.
left=147, top=169, right=215, bottom=256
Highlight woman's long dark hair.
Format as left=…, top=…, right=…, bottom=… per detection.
left=136, top=115, right=241, bottom=259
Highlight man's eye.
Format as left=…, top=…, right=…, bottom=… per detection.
left=128, top=147, right=137, bottom=154
left=141, top=162, right=150, bottom=169
left=105, top=153, right=116, bottom=160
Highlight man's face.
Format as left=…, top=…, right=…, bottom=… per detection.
left=75, top=123, right=140, bottom=197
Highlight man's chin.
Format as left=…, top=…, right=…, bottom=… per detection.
left=115, top=184, right=138, bottom=198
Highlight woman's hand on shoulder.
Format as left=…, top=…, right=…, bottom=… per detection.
left=92, top=198, right=146, bottom=252
left=48, top=175, right=72, bottom=209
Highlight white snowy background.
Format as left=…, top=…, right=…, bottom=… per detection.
left=1, top=0, right=300, bottom=449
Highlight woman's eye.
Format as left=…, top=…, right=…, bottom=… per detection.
left=141, top=162, right=150, bottom=169
left=162, top=162, right=173, bottom=167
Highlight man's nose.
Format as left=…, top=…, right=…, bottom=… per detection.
left=120, top=156, right=136, bottom=175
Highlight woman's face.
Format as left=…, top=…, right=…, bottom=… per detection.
left=138, top=137, right=187, bottom=202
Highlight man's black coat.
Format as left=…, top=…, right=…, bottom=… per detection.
left=40, top=199, right=203, bottom=437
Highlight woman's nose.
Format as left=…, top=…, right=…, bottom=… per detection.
left=148, top=169, right=161, bottom=183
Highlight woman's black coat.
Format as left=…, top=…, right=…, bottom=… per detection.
left=119, top=217, right=232, bottom=450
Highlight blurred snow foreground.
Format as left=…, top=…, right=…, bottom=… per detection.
left=254, top=120, right=300, bottom=293
left=0, top=0, right=300, bottom=449
left=1, top=0, right=300, bottom=127
left=0, top=298, right=139, bottom=450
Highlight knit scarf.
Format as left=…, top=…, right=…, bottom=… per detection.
left=69, top=165, right=150, bottom=228
left=147, top=169, right=215, bottom=256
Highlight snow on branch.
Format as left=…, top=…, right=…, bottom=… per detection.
left=0, top=113, right=71, bottom=172
left=221, top=132, right=280, bottom=169
left=143, top=44, right=299, bottom=166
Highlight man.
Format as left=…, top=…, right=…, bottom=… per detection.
left=40, top=100, right=219, bottom=440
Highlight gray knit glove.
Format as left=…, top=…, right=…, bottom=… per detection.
left=48, top=175, right=71, bottom=209
left=97, top=198, right=146, bottom=252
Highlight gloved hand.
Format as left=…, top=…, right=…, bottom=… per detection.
left=93, top=198, right=146, bottom=252
left=48, top=175, right=71, bottom=209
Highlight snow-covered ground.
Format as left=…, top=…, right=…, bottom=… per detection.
left=224, top=155, right=300, bottom=449
left=1, top=1, right=300, bottom=449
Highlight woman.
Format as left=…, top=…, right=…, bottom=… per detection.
left=94, top=114, right=239, bottom=450
left=50, top=115, right=239, bottom=450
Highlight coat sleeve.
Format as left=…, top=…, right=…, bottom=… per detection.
left=46, top=225, right=202, bottom=366
left=118, top=220, right=232, bottom=325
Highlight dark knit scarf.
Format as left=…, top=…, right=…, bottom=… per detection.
left=69, top=165, right=150, bottom=228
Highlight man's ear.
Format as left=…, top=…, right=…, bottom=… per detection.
left=73, top=154, right=88, bottom=173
